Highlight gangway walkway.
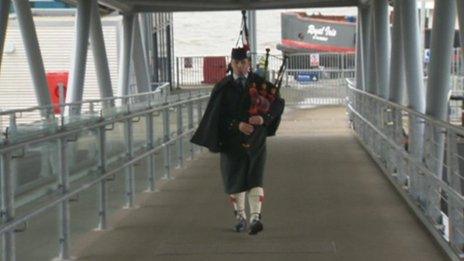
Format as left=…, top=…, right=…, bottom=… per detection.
left=71, top=106, right=446, bottom=261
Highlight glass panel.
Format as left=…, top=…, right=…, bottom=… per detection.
left=69, top=129, right=99, bottom=180
left=132, top=116, right=147, bottom=153
left=69, top=182, right=99, bottom=252
left=104, top=121, right=128, bottom=214
left=106, top=122, right=126, bottom=160
left=14, top=140, right=59, bottom=206
left=151, top=111, right=163, bottom=147
left=16, top=205, right=59, bottom=261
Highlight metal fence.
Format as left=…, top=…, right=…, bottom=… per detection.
left=0, top=83, right=171, bottom=129
left=0, top=84, right=210, bottom=261
left=346, top=79, right=464, bottom=260
left=281, top=52, right=355, bottom=106
left=450, top=89, right=464, bottom=126
left=450, top=48, right=462, bottom=77
left=175, top=52, right=355, bottom=106
left=175, top=53, right=284, bottom=88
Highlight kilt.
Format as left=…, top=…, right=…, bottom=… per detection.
left=219, top=143, right=266, bottom=194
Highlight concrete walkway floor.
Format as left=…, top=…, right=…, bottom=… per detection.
left=73, top=106, right=448, bottom=261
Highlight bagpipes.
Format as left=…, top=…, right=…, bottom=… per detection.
left=225, top=10, right=288, bottom=149
left=248, top=51, right=288, bottom=116
left=242, top=52, right=288, bottom=149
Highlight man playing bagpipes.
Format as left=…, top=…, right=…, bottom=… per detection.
left=191, top=47, right=285, bottom=235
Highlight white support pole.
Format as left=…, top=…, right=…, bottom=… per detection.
left=389, top=0, right=405, bottom=104
left=0, top=0, right=10, bottom=73
left=247, top=10, right=257, bottom=69
left=12, top=0, right=52, bottom=110
left=132, top=16, right=151, bottom=93
left=388, top=0, right=406, bottom=186
left=355, top=7, right=364, bottom=90
left=166, top=21, right=173, bottom=87
left=426, top=0, right=457, bottom=122
left=66, top=0, right=92, bottom=115
left=152, top=21, right=159, bottom=83
left=145, top=14, right=154, bottom=81
left=457, top=0, right=464, bottom=75
left=138, top=14, right=150, bottom=70
left=425, top=0, right=457, bottom=222
left=90, top=0, right=114, bottom=100
left=400, top=0, right=427, bottom=203
left=366, top=8, right=377, bottom=95
left=118, top=14, right=134, bottom=97
left=400, top=0, right=426, bottom=118
left=373, top=0, right=391, bottom=99
left=420, top=0, right=426, bottom=54
left=360, top=5, right=372, bottom=91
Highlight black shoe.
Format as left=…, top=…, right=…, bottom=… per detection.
left=248, top=219, right=263, bottom=235
left=234, top=216, right=247, bottom=232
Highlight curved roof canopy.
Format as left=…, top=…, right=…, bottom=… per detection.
left=95, top=0, right=359, bottom=13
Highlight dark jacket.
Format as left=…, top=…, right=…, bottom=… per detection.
left=191, top=74, right=284, bottom=153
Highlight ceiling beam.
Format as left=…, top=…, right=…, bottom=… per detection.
left=97, top=0, right=134, bottom=13
left=129, top=0, right=357, bottom=12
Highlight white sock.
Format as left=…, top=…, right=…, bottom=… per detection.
left=248, top=187, right=264, bottom=222
left=230, top=192, right=246, bottom=219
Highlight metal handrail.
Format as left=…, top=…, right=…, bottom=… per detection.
left=0, top=82, right=170, bottom=116
left=346, top=102, right=464, bottom=207
left=346, top=79, right=464, bottom=260
left=0, top=87, right=211, bottom=259
left=346, top=79, right=464, bottom=135
left=0, top=93, right=209, bottom=153
left=348, top=103, right=464, bottom=260
left=0, top=127, right=198, bottom=235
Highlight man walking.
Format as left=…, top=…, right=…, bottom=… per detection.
left=191, top=47, right=284, bottom=235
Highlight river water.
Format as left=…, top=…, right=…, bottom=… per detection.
left=173, top=7, right=357, bottom=57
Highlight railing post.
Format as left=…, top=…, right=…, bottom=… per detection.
left=124, top=117, right=136, bottom=208
left=197, top=97, right=204, bottom=153
left=176, top=57, right=180, bottom=88
left=146, top=112, right=157, bottom=192
left=341, top=53, right=345, bottom=79
left=163, top=102, right=172, bottom=180
left=1, top=152, right=15, bottom=261
left=188, top=92, right=194, bottom=160
left=285, top=72, right=289, bottom=88
left=97, top=126, right=108, bottom=230
left=177, top=95, right=184, bottom=168
left=393, top=108, right=407, bottom=185
left=57, top=137, right=71, bottom=260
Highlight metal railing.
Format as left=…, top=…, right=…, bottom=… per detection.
left=175, top=52, right=355, bottom=106
left=175, top=53, right=283, bottom=88
left=281, top=52, right=355, bottom=106
left=450, top=90, right=464, bottom=126
left=0, top=82, right=171, bottom=130
left=0, top=83, right=210, bottom=261
left=281, top=69, right=354, bottom=106
left=346, top=79, right=464, bottom=260
left=450, top=48, right=462, bottom=77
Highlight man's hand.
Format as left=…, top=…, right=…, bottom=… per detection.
left=239, top=122, right=254, bottom=135
left=249, top=115, right=264, bottom=126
